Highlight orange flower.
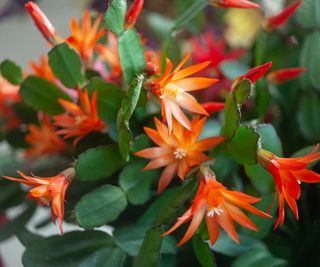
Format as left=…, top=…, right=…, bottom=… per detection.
left=25, top=1, right=58, bottom=45
left=163, top=167, right=271, bottom=246
left=210, top=0, right=260, bottom=9
left=135, top=117, right=224, bottom=193
left=264, top=0, right=303, bottom=31
left=25, top=115, right=68, bottom=157
left=258, top=146, right=320, bottom=228
left=54, top=87, right=104, bottom=145
left=266, top=67, right=305, bottom=85
left=29, top=55, right=55, bottom=82
left=3, top=168, right=75, bottom=233
left=67, top=10, right=105, bottom=63
left=96, top=32, right=122, bottom=81
left=150, top=53, right=218, bottom=132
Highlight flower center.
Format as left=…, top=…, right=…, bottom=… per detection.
left=162, top=84, right=185, bottom=102
left=174, top=148, right=187, bottom=159
left=207, top=207, right=224, bottom=217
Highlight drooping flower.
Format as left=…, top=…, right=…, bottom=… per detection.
left=163, top=167, right=271, bottom=246
left=150, top=53, right=218, bottom=132
left=210, top=0, right=260, bottom=9
left=29, top=55, right=56, bottom=82
left=3, top=168, right=76, bottom=233
left=53, top=87, right=104, bottom=145
left=25, top=115, right=68, bottom=157
left=266, top=67, right=305, bottom=85
left=67, top=10, right=105, bottom=63
left=25, top=1, right=59, bottom=45
left=125, top=0, right=144, bottom=29
left=257, top=146, right=320, bottom=228
left=264, top=0, right=303, bottom=31
left=135, top=117, right=224, bottom=193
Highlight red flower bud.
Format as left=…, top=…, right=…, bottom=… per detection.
left=265, top=0, right=303, bottom=31
left=25, top=1, right=57, bottom=44
left=201, top=102, right=225, bottom=114
left=267, top=67, right=306, bottom=85
left=238, top=62, right=272, bottom=84
left=210, top=0, right=260, bottom=9
left=125, top=0, right=144, bottom=29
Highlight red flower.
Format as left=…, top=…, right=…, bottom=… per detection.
left=201, top=102, right=225, bottom=114
left=264, top=0, right=303, bottom=31
left=258, top=146, right=320, bottom=228
left=163, top=167, right=271, bottom=246
left=135, top=117, right=224, bottom=192
left=125, top=0, right=144, bottom=29
left=54, top=87, right=104, bottom=144
left=25, top=115, right=68, bottom=158
left=210, top=0, right=260, bottom=9
left=25, top=1, right=58, bottom=44
left=3, top=168, right=76, bottom=233
left=266, top=67, right=305, bottom=85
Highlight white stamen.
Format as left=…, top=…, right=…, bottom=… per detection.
left=174, top=148, right=187, bottom=159
left=207, top=207, right=224, bottom=217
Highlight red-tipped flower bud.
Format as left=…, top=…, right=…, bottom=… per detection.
left=238, top=62, right=272, bottom=84
left=25, top=1, right=57, bottom=44
left=266, top=67, right=305, bottom=85
left=125, top=0, right=144, bottom=29
left=201, top=102, right=225, bottom=114
left=210, top=0, right=260, bottom=9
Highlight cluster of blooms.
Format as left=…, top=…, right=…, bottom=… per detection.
left=1, top=0, right=320, bottom=248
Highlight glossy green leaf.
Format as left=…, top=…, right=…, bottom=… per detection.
left=226, top=126, right=259, bottom=165
left=211, top=232, right=266, bottom=257
left=192, top=235, right=217, bottom=267
left=296, top=0, right=320, bottom=30
left=104, top=0, right=127, bottom=35
left=256, top=123, right=283, bottom=156
left=0, top=59, right=23, bottom=85
left=300, top=32, right=320, bottom=90
left=0, top=204, right=36, bottom=241
left=75, top=145, right=125, bottom=181
left=245, top=164, right=274, bottom=194
left=119, top=160, right=154, bottom=205
left=118, top=29, right=146, bottom=84
left=75, top=185, right=127, bottom=229
left=220, top=61, right=249, bottom=81
left=20, top=76, right=71, bottom=115
left=221, top=93, right=240, bottom=140
left=117, top=75, right=144, bottom=160
left=232, top=248, right=287, bottom=267
left=297, top=93, right=320, bottom=141
left=133, top=227, right=162, bottom=267
left=85, top=78, right=124, bottom=123
left=48, top=43, right=84, bottom=88
left=233, top=79, right=252, bottom=105
left=22, top=230, right=126, bottom=267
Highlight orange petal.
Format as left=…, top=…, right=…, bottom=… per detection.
left=135, top=147, right=172, bottom=159
left=173, top=61, right=211, bottom=80
left=175, top=77, right=219, bottom=91
left=158, top=163, right=178, bottom=193
left=194, top=137, right=225, bottom=151
left=143, top=155, right=175, bottom=170
left=178, top=93, right=208, bottom=116
left=205, top=216, right=220, bottom=246
left=162, top=208, right=192, bottom=237
left=216, top=209, right=239, bottom=244
left=294, top=169, right=320, bottom=183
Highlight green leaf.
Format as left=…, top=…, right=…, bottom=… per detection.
left=211, top=232, right=266, bottom=257
left=118, top=29, right=146, bottom=84
left=85, top=78, right=124, bottom=123
left=256, top=124, right=283, bottom=156
left=104, top=0, right=127, bottom=35
left=297, top=93, right=320, bottom=141
left=0, top=204, right=36, bottom=241
left=75, top=145, right=125, bottom=181
left=0, top=59, right=23, bottom=85
left=232, top=249, right=287, bottom=267
left=119, top=160, right=154, bottom=205
left=172, top=0, right=208, bottom=31
left=146, top=13, right=175, bottom=40
left=233, top=79, right=252, bottom=105
left=220, top=61, right=250, bottom=81
left=48, top=42, right=84, bottom=88
left=133, top=227, right=162, bottom=267
left=22, top=230, right=126, bottom=267
left=117, top=75, right=144, bottom=160
left=221, top=93, right=240, bottom=140
left=245, top=165, right=274, bottom=194
left=226, top=126, right=259, bottom=165
left=75, top=185, right=127, bottom=229
left=296, top=0, right=320, bottom=30
left=20, top=76, right=71, bottom=115
left=300, top=32, right=320, bottom=90
left=192, top=235, right=217, bottom=267
left=16, top=227, right=42, bottom=247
